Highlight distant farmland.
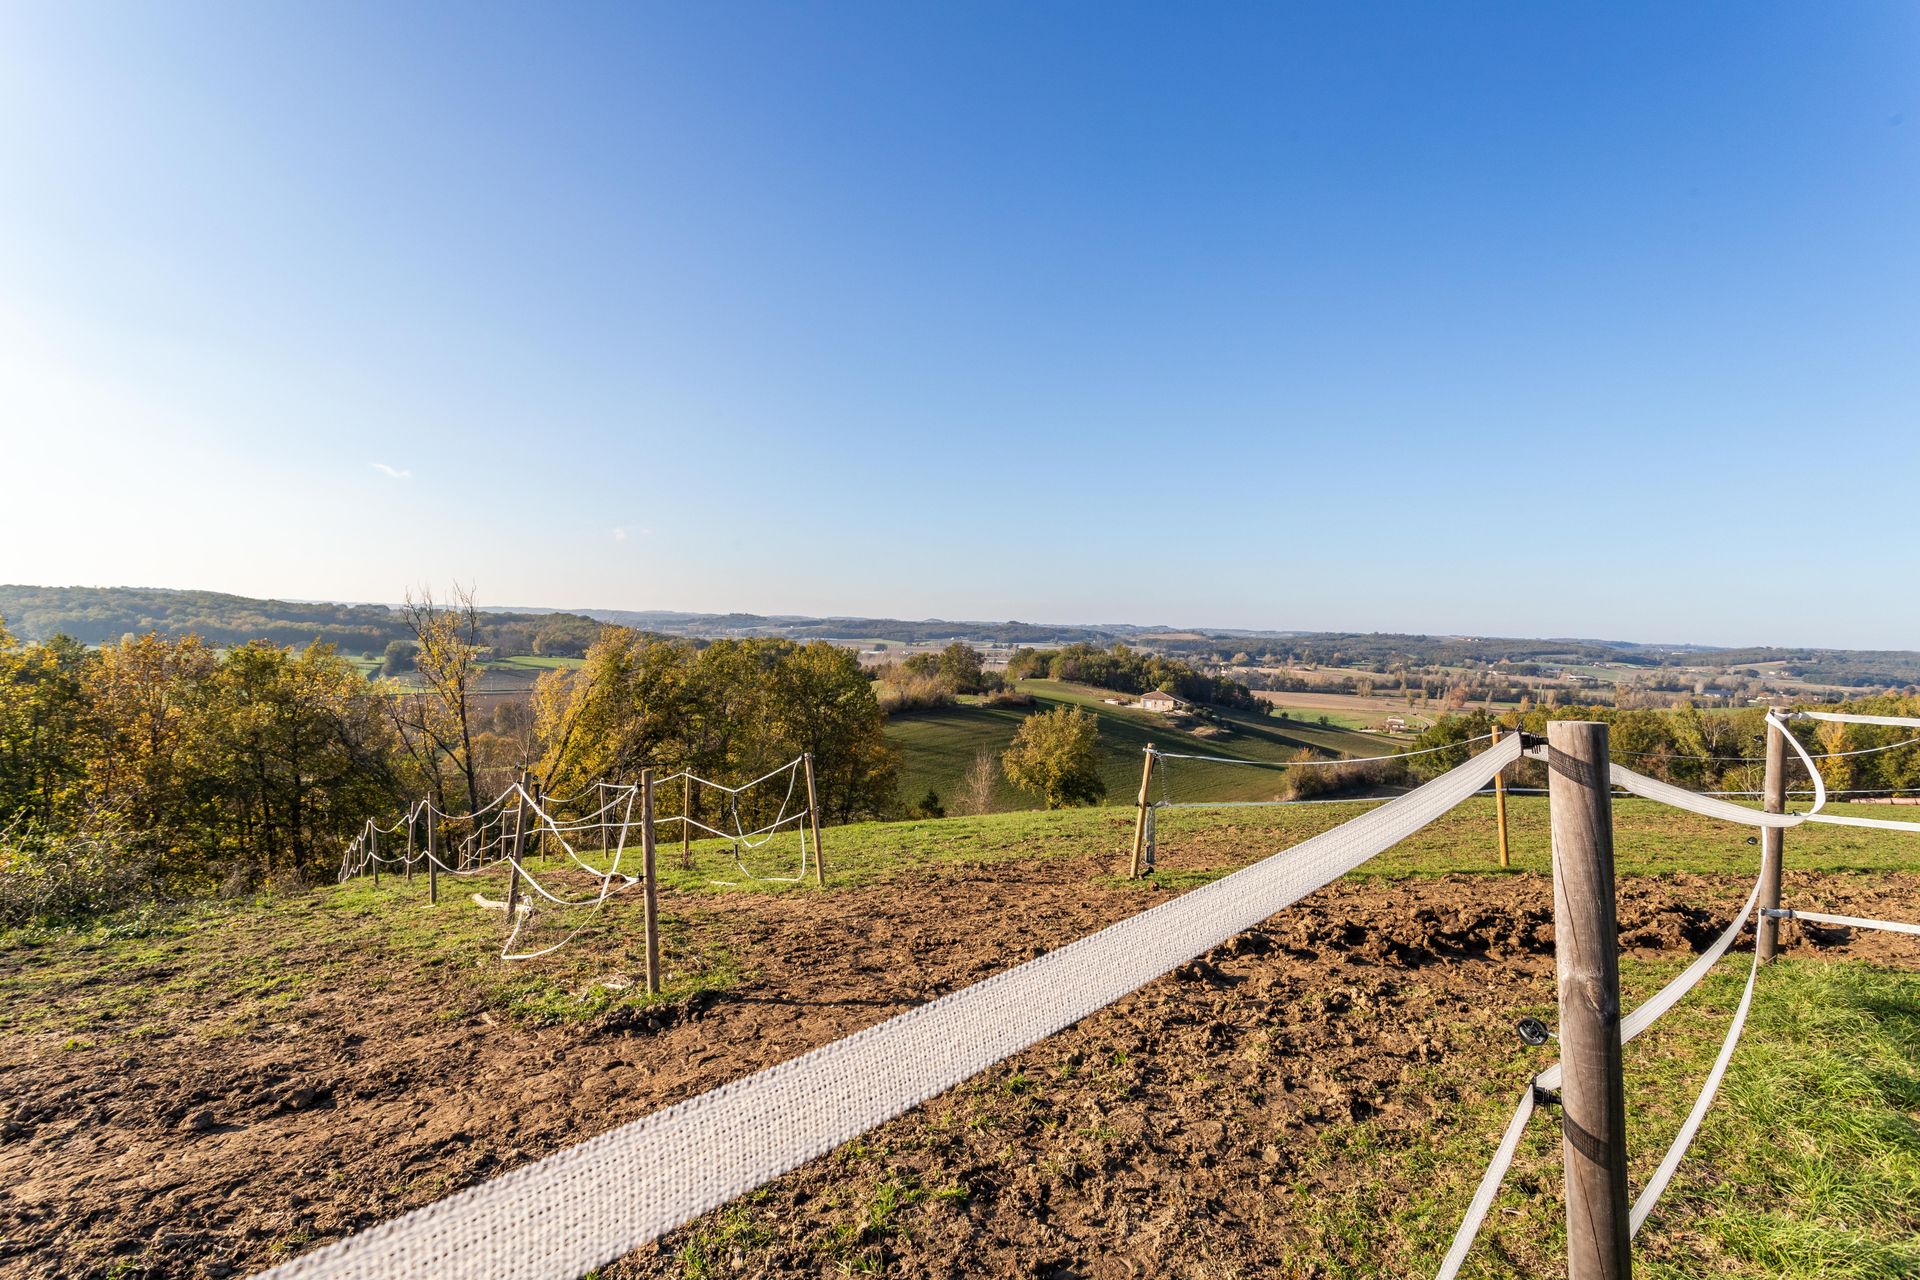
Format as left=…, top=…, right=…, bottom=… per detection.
left=886, top=679, right=1396, bottom=811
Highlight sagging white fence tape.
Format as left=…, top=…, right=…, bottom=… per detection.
left=1437, top=869, right=1762, bottom=1277
left=257, top=736, right=1523, bottom=1280
left=1795, top=709, right=1920, bottom=729
left=1628, top=944, right=1760, bottom=1237
left=1762, top=906, right=1920, bottom=937
left=1804, top=811, right=1920, bottom=834
left=1605, top=714, right=1827, bottom=826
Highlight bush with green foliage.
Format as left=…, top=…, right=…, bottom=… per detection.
left=1001, top=706, right=1105, bottom=809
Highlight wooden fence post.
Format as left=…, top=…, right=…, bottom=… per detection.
left=642, top=768, right=661, bottom=995
left=531, top=776, right=545, bottom=865
left=1129, top=745, right=1156, bottom=879
left=405, top=805, right=415, bottom=884
left=1492, top=725, right=1511, bottom=869
left=427, top=811, right=439, bottom=905
left=370, top=822, right=379, bottom=887
left=803, top=754, right=826, bottom=888
left=681, top=772, right=693, bottom=871
left=1757, top=709, right=1790, bottom=963
left=506, top=780, right=526, bottom=920
left=1546, top=720, right=1632, bottom=1280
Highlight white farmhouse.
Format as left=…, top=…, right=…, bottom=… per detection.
left=1139, top=690, right=1184, bottom=713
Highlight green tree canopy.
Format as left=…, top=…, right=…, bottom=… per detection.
left=1001, top=706, right=1105, bottom=809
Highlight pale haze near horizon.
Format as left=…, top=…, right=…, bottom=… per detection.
left=1, top=4, right=1916, bottom=650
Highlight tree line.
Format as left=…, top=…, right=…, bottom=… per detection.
left=0, top=623, right=398, bottom=905
left=0, top=583, right=602, bottom=658
left=1409, top=698, right=1920, bottom=794
left=1004, top=642, right=1260, bottom=710
left=0, top=592, right=899, bottom=918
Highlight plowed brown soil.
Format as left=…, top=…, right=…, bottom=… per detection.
left=2, top=860, right=1915, bottom=1280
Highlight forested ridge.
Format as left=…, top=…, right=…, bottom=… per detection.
left=0, top=584, right=601, bottom=657
left=8, top=585, right=1919, bottom=689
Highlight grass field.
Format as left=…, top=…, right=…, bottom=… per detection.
left=886, top=679, right=1394, bottom=812
left=1250, top=687, right=1442, bottom=731
left=5, top=791, right=1916, bottom=1278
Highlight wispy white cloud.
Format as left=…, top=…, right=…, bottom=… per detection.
left=611, top=526, right=653, bottom=542
left=371, top=462, right=412, bottom=480
left=611, top=526, right=628, bottom=542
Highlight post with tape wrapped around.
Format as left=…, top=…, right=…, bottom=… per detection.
left=1757, top=709, right=1789, bottom=962
left=1547, top=720, right=1632, bottom=1280
left=1129, top=744, right=1156, bottom=879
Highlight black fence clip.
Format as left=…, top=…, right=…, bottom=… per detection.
left=1516, top=1017, right=1553, bottom=1046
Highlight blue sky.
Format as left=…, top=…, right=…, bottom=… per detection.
left=0, top=3, right=1914, bottom=647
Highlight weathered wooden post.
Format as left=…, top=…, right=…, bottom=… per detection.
left=405, top=805, right=416, bottom=885
left=1129, top=744, right=1156, bottom=879
left=427, top=811, right=439, bottom=905
left=681, top=772, right=693, bottom=871
left=1757, top=709, right=1790, bottom=963
left=506, top=779, right=526, bottom=919
left=370, top=822, right=379, bottom=887
left=1547, top=720, right=1631, bottom=1280
left=804, top=754, right=826, bottom=888
left=1492, top=725, right=1511, bottom=869
left=642, top=768, right=661, bottom=995
left=518, top=769, right=540, bottom=866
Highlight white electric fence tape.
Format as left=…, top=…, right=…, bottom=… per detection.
left=258, top=736, right=1522, bottom=1280
left=1629, top=945, right=1761, bottom=1238
left=1431, top=1082, right=1538, bottom=1280
left=336, top=759, right=821, bottom=949
left=1803, top=811, right=1920, bottom=834
left=1796, top=710, right=1920, bottom=729
left=1150, top=733, right=1494, bottom=768
left=1764, top=907, right=1920, bottom=936
left=1436, top=869, right=1763, bottom=1278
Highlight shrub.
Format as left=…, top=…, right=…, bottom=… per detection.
left=0, top=816, right=159, bottom=928
left=1281, top=756, right=1412, bottom=801
left=876, top=671, right=954, bottom=713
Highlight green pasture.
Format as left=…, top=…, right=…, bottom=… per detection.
left=887, top=679, right=1391, bottom=812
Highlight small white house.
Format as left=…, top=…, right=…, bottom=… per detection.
left=1139, top=690, right=1183, bottom=713
left=1383, top=715, right=1409, bottom=733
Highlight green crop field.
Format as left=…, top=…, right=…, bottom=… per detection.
left=886, top=679, right=1393, bottom=812
left=491, top=655, right=586, bottom=671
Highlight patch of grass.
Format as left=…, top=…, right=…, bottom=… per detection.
left=675, top=1199, right=774, bottom=1279
left=1635, top=962, right=1920, bottom=1278
left=1269, top=957, right=1920, bottom=1278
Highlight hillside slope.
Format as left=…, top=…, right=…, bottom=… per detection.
left=885, top=679, right=1397, bottom=811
